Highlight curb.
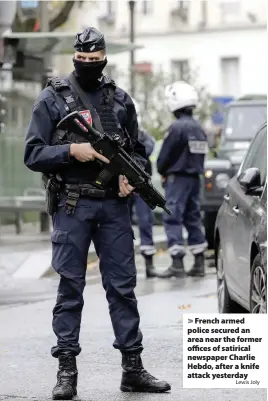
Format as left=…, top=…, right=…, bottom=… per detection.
left=12, top=235, right=215, bottom=280
left=44, top=236, right=168, bottom=278
left=89, top=236, right=168, bottom=264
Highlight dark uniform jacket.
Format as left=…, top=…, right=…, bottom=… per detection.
left=24, top=75, right=146, bottom=187
left=157, top=115, right=207, bottom=176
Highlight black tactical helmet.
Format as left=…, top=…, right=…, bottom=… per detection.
left=74, top=27, right=106, bottom=53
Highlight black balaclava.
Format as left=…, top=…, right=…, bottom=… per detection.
left=173, top=106, right=194, bottom=119
left=73, top=27, right=107, bottom=91
left=73, top=57, right=107, bottom=90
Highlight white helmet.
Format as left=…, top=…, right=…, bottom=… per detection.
left=165, top=81, right=198, bottom=112
left=131, top=98, right=141, bottom=125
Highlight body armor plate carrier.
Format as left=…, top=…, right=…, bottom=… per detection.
left=44, top=75, right=119, bottom=215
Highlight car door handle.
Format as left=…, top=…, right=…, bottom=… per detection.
left=223, top=194, right=230, bottom=202
left=232, top=206, right=240, bottom=215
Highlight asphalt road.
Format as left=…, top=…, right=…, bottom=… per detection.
left=0, top=252, right=266, bottom=401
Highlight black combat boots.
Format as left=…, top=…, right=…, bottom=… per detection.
left=120, top=353, right=171, bottom=393
left=52, top=352, right=78, bottom=400
left=157, top=255, right=186, bottom=278
left=187, top=253, right=205, bottom=277
left=144, top=255, right=157, bottom=278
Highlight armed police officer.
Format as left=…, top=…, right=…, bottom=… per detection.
left=157, top=81, right=208, bottom=279
left=131, top=98, right=157, bottom=278
left=24, top=27, right=171, bottom=399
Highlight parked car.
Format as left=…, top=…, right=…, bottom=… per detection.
left=214, top=123, right=267, bottom=313
left=201, top=97, right=267, bottom=248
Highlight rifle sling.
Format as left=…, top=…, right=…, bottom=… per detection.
left=67, top=73, right=105, bottom=135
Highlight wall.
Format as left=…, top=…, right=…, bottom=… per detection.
left=98, top=0, right=267, bottom=36
left=52, top=0, right=267, bottom=97
left=107, top=26, right=267, bottom=97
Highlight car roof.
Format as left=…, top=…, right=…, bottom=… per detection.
left=226, top=99, right=267, bottom=108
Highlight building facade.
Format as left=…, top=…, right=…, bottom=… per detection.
left=57, top=0, right=267, bottom=99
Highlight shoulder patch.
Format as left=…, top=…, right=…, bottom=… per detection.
left=79, top=110, right=93, bottom=126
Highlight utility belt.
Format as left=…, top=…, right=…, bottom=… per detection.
left=64, top=183, right=108, bottom=198
left=63, top=183, right=119, bottom=215
left=43, top=174, right=119, bottom=216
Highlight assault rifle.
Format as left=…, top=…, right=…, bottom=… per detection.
left=57, top=111, right=171, bottom=214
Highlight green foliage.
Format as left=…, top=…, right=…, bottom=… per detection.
left=179, top=66, right=215, bottom=125
left=135, top=67, right=173, bottom=139
left=118, top=66, right=215, bottom=140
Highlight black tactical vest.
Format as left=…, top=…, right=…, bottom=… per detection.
left=46, top=75, right=120, bottom=185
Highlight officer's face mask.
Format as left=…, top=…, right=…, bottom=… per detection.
left=73, top=57, right=108, bottom=89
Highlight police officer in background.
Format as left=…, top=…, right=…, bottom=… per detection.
left=24, top=27, right=171, bottom=399
left=131, top=98, right=157, bottom=278
left=157, top=81, right=208, bottom=279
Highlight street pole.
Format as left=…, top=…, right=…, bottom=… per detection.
left=129, top=0, right=135, bottom=98
left=39, top=1, right=49, bottom=31
left=39, top=1, right=51, bottom=233
left=39, top=1, right=52, bottom=88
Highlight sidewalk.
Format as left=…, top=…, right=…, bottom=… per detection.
left=0, top=223, right=167, bottom=281
left=0, top=221, right=214, bottom=281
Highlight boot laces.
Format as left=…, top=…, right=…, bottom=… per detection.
left=139, top=369, right=157, bottom=383
left=128, top=355, right=157, bottom=382
left=57, top=355, right=76, bottom=385
left=58, top=373, right=73, bottom=386
left=59, top=355, right=75, bottom=370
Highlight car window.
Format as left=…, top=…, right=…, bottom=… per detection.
left=223, top=105, right=267, bottom=140
left=239, top=125, right=267, bottom=185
